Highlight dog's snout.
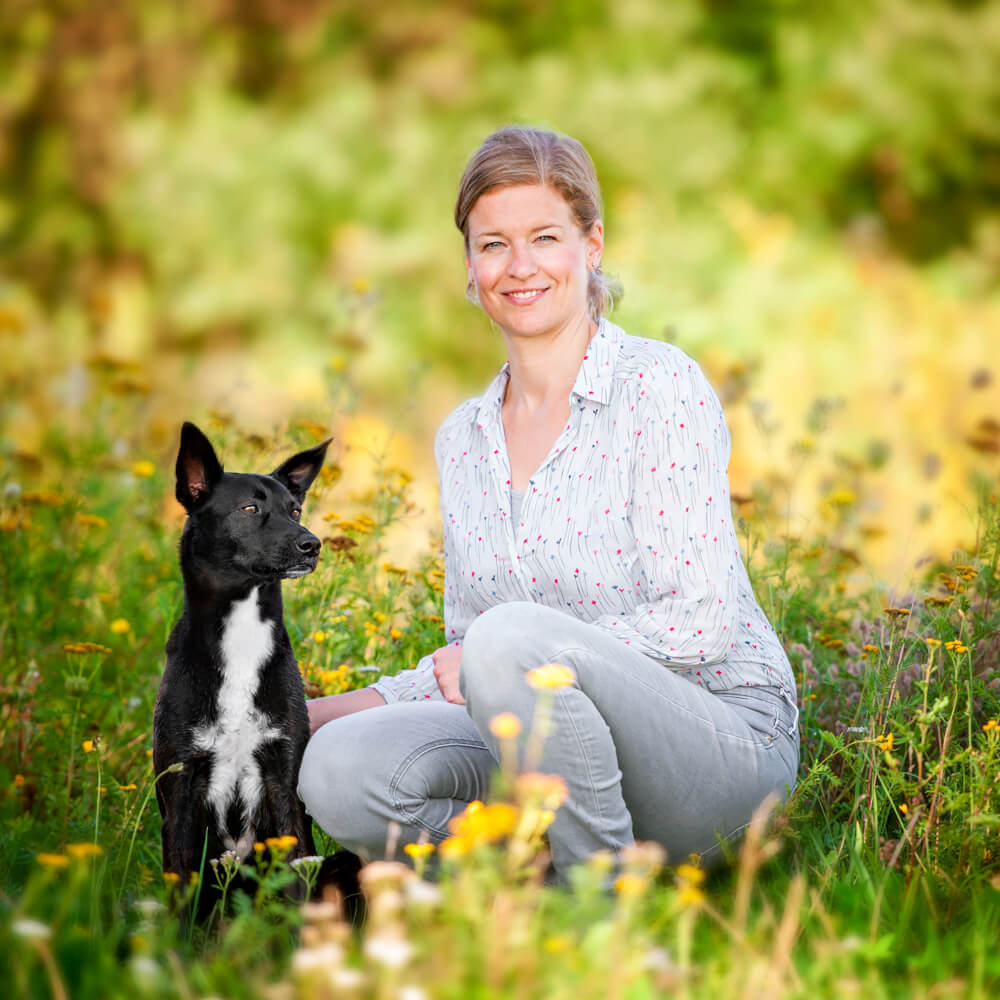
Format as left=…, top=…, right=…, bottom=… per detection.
left=297, top=533, right=321, bottom=557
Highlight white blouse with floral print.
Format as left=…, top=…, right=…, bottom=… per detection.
left=372, top=320, right=796, bottom=710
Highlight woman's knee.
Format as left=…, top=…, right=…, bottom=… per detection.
left=460, top=601, right=569, bottom=703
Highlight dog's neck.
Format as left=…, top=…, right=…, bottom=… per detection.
left=179, top=560, right=285, bottom=632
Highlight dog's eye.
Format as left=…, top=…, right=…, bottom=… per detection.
left=241, top=504, right=258, bottom=514
left=292, top=508, right=301, bottom=521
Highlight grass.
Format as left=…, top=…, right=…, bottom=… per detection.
left=1, top=367, right=999, bottom=1000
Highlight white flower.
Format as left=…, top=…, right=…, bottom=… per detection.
left=11, top=919, right=50, bottom=940
left=363, top=933, right=414, bottom=969
left=291, top=943, right=345, bottom=976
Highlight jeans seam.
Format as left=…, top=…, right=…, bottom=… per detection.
left=388, top=738, right=492, bottom=840
left=552, top=687, right=607, bottom=826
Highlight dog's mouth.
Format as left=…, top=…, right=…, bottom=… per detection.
left=282, top=561, right=318, bottom=579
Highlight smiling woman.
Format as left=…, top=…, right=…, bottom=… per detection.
left=299, top=126, right=800, bottom=881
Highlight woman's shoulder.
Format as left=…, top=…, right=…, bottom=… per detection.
left=610, top=324, right=713, bottom=393
left=433, top=396, right=480, bottom=458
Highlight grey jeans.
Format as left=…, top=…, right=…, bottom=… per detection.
left=298, top=602, right=799, bottom=875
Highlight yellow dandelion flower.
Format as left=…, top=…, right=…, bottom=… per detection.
left=66, top=842, right=104, bottom=859
left=82, top=739, right=95, bottom=753
left=489, top=712, right=523, bottom=739
left=677, top=884, right=706, bottom=907
left=900, top=803, right=909, bottom=815
left=614, top=873, right=649, bottom=897
left=37, top=853, right=70, bottom=869
left=254, top=842, right=266, bottom=855
left=675, top=863, right=706, bottom=886
left=526, top=663, right=576, bottom=690
left=311, top=630, right=327, bottom=643
left=403, top=843, right=435, bottom=860
left=130, top=461, right=156, bottom=478
left=389, top=628, right=403, bottom=641
left=110, top=619, right=131, bottom=635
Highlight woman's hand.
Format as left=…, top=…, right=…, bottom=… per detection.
left=431, top=644, right=465, bottom=705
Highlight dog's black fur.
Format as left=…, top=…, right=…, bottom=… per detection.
left=153, top=422, right=361, bottom=922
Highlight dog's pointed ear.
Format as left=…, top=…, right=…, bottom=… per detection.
left=271, top=439, right=330, bottom=503
left=175, top=422, right=224, bottom=511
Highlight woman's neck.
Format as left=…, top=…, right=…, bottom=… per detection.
left=502, top=314, right=598, bottom=410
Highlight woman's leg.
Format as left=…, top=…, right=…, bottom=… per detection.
left=459, top=602, right=798, bottom=876
left=297, top=701, right=495, bottom=861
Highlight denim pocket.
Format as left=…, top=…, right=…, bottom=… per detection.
left=714, top=688, right=783, bottom=744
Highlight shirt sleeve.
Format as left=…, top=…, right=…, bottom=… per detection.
left=370, top=653, right=446, bottom=704
left=591, top=359, right=740, bottom=667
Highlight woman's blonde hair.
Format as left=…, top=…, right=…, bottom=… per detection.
left=454, top=126, right=621, bottom=319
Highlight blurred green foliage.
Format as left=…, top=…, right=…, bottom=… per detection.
left=2, top=0, right=998, bottom=380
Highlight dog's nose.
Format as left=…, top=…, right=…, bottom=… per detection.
left=297, top=534, right=321, bottom=557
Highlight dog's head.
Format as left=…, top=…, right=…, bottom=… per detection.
left=175, top=422, right=330, bottom=587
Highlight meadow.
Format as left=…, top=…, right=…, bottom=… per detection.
left=2, top=1, right=1000, bottom=997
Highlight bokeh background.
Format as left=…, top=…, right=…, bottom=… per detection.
left=2, top=0, right=999, bottom=590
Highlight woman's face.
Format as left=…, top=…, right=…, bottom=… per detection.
left=465, top=184, right=603, bottom=342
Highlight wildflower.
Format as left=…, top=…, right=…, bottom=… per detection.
left=448, top=801, right=518, bottom=845
left=924, top=638, right=941, bottom=648
left=383, top=562, right=409, bottom=576
left=74, top=513, right=108, bottom=528
left=489, top=712, right=523, bottom=739
left=403, top=843, right=435, bottom=861
left=37, top=853, right=70, bottom=869
left=925, top=595, right=954, bottom=607
left=110, top=619, right=131, bottom=635
left=526, top=663, right=576, bottom=690
left=675, top=863, right=706, bottom=886
left=130, top=461, right=156, bottom=478
left=677, top=884, right=706, bottom=907
left=515, top=772, right=569, bottom=809
left=876, top=733, right=894, bottom=752
left=983, top=719, right=998, bottom=733
left=265, top=834, right=298, bottom=853
left=614, top=873, right=649, bottom=897
left=900, top=803, right=909, bottom=815
left=826, top=488, right=857, bottom=507
left=311, top=630, right=327, bottom=643
left=14, top=774, right=24, bottom=787
left=862, top=644, right=879, bottom=653
left=544, top=936, right=572, bottom=953
left=66, top=842, right=104, bottom=859
left=120, top=783, right=138, bottom=792
left=82, top=739, right=95, bottom=753
left=883, top=608, right=910, bottom=620
left=12, top=919, right=51, bottom=940
left=163, top=872, right=180, bottom=885
left=390, top=628, right=403, bottom=640
left=363, top=932, right=413, bottom=969
left=437, top=836, right=469, bottom=860
left=63, top=642, right=111, bottom=655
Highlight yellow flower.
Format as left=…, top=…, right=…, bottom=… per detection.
left=265, top=835, right=298, bottom=853
left=883, top=608, right=910, bottom=619
left=74, top=513, right=108, bottom=528
left=14, top=774, right=24, bottom=788
left=675, top=863, right=706, bottom=886
left=389, top=628, right=403, bottom=641
left=876, top=733, right=894, bottom=752
left=120, top=783, right=138, bottom=792
left=544, top=935, right=572, bottom=953
left=438, top=836, right=471, bottom=860
left=448, top=801, right=518, bottom=845
left=110, top=618, right=131, bottom=635
left=311, top=630, right=327, bottom=643
left=924, top=638, right=941, bottom=648
left=163, top=872, right=180, bottom=885
left=614, top=873, right=649, bottom=897
left=403, top=843, right=435, bottom=860
left=82, top=739, right=95, bottom=753
left=899, top=803, right=909, bottom=815
left=677, top=884, right=706, bottom=908
left=862, top=644, right=879, bottom=653
left=983, top=719, right=998, bottom=733
left=526, top=663, right=576, bottom=690
left=37, top=853, right=70, bottom=869
left=66, top=842, right=103, bottom=859
left=515, top=772, right=569, bottom=810
left=130, top=460, right=156, bottom=478
left=489, top=712, right=523, bottom=739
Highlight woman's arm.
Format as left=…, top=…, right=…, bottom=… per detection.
left=591, top=358, right=740, bottom=667
left=306, top=687, right=386, bottom=736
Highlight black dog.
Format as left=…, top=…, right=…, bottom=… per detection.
left=153, top=422, right=361, bottom=921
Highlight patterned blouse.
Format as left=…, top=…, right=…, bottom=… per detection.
left=372, top=320, right=796, bottom=710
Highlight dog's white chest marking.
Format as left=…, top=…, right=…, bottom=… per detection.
left=192, top=587, right=284, bottom=857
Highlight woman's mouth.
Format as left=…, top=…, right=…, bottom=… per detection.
left=502, top=288, right=547, bottom=305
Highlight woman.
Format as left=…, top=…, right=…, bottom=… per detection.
left=299, top=126, right=799, bottom=877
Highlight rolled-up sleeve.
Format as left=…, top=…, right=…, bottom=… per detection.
left=370, top=654, right=446, bottom=704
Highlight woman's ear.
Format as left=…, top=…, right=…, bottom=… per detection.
left=587, top=220, right=605, bottom=267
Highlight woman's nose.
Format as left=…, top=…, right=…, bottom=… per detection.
left=507, top=242, right=537, bottom=279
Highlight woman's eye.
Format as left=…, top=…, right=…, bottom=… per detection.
left=536, top=234, right=556, bottom=242
left=482, top=241, right=503, bottom=251
left=241, top=504, right=258, bottom=514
